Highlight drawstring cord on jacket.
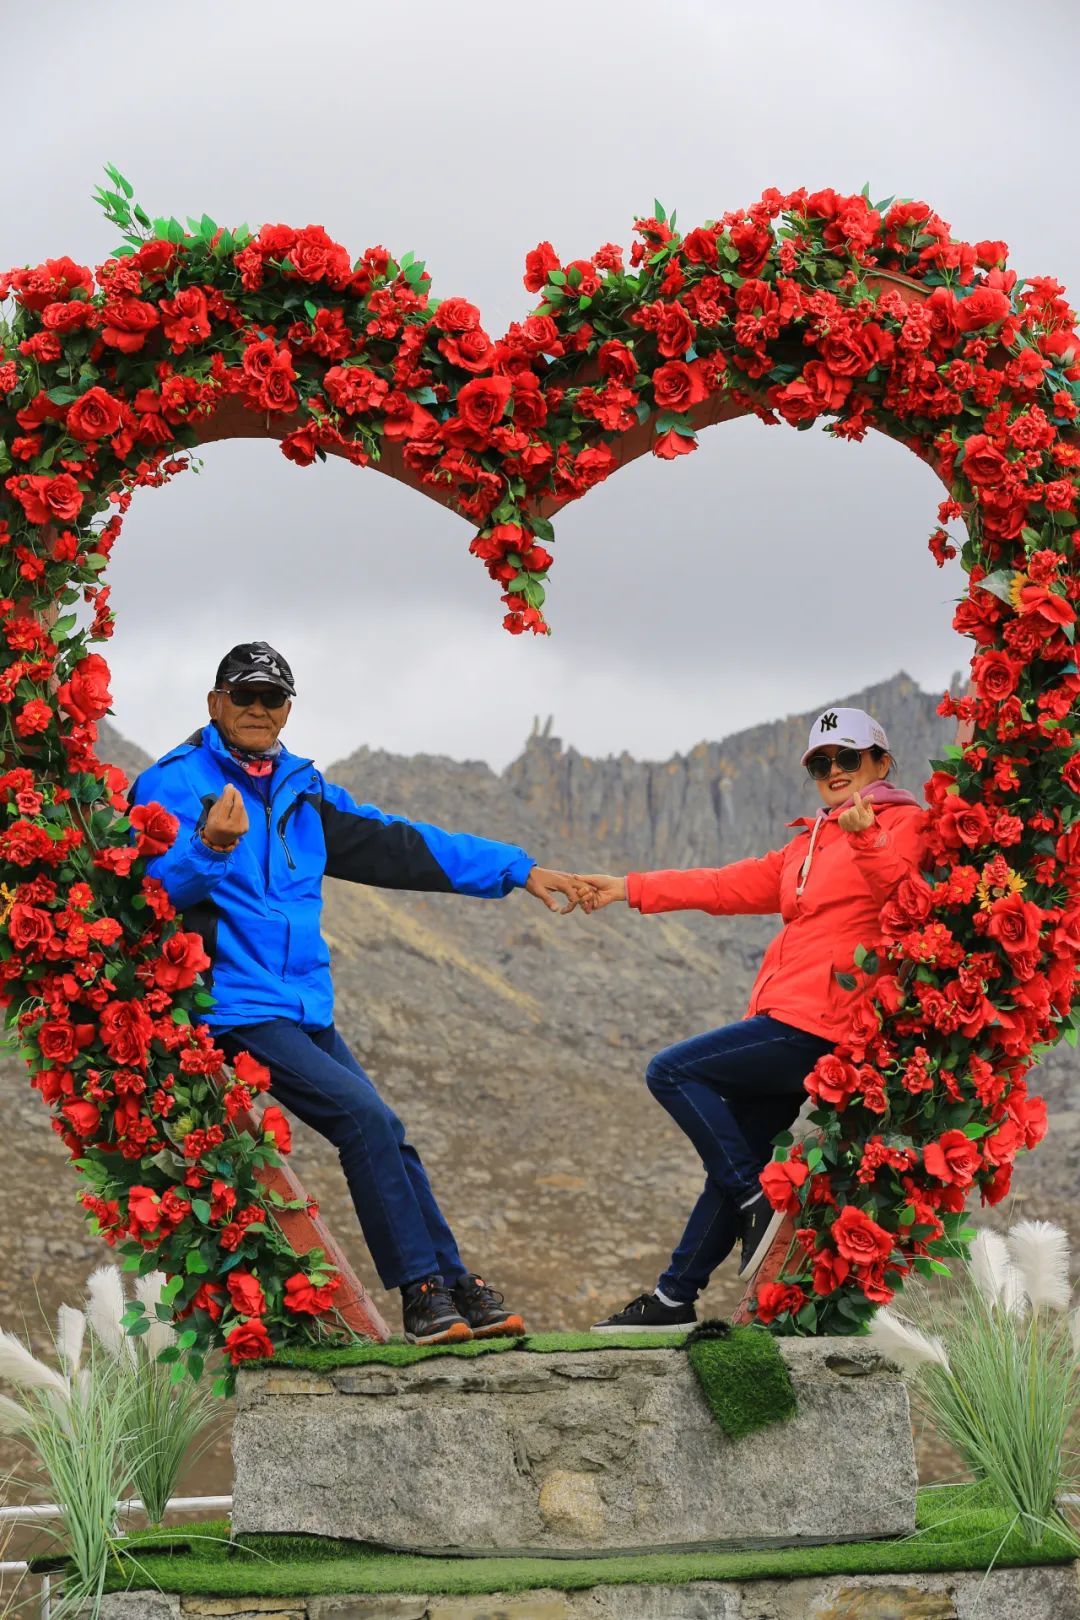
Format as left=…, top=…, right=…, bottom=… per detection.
left=796, top=810, right=827, bottom=898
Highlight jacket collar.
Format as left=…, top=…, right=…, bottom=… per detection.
left=158, top=723, right=313, bottom=779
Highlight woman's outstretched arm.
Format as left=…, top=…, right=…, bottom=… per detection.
left=580, top=847, right=785, bottom=917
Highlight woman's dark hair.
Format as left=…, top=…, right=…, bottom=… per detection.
left=868, top=744, right=894, bottom=777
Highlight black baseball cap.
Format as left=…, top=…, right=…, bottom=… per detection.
left=215, top=642, right=296, bottom=697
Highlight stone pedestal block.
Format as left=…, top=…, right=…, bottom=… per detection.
left=231, top=1340, right=917, bottom=1554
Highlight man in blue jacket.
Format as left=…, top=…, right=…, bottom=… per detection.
left=131, top=641, right=584, bottom=1345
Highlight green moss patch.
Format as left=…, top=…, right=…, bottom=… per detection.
left=88, top=1488, right=1076, bottom=1600
left=686, top=1327, right=796, bottom=1438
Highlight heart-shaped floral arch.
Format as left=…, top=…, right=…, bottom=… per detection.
left=0, top=171, right=1076, bottom=1372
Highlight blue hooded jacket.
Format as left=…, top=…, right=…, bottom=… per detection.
left=129, top=723, right=535, bottom=1033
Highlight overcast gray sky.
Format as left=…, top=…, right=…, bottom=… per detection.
left=5, top=0, right=1078, bottom=768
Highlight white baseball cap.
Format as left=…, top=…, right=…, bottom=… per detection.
left=801, top=707, right=890, bottom=766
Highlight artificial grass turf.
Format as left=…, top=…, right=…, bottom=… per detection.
left=267, top=1328, right=693, bottom=1370
left=263, top=1326, right=796, bottom=1440
left=93, top=1487, right=1076, bottom=1599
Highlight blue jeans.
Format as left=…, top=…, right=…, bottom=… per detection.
left=646, top=1015, right=831, bottom=1306
left=219, top=1021, right=465, bottom=1292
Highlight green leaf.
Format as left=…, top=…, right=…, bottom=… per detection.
left=185, top=1248, right=209, bottom=1275
left=191, top=1198, right=211, bottom=1224
left=853, top=944, right=867, bottom=969
left=835, top=971, right=858, bottom=992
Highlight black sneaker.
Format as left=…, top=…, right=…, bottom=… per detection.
left=738, top=1192, right=784, bottom=1280
left=592, top=1292, right=697, bottom=1333
left=401, top=1275, right=473, bottom=1345
left=452, top=1274, right=525, bottom=1339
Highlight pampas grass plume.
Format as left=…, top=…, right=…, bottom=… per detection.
left=85, top=1265, right=130, bottom=1360
left=57, top=1305, right=86, bottom=1379
left=0, top=1331, right=69, bottom=1402
left=135, top=1272, right=176, bottom=1359
left=1008, top=1220, right=1071, bottom=1312
left=868, top=1309, right=950, bottom=1374
left=970, top=1229, right=1012, bottom=1308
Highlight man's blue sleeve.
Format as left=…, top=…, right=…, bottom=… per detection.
left=129, top=768, right=234, bottom=910
left=319, top=778, right=534, bottom=898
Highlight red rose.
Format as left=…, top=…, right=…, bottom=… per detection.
left=99, top=297, right=161, bottom=353
left=986, top=892, right=1044, bottom=957
left=598, top=342, right=637, bottom=384
left=190, top=1281, right=225, bottom=1321
left=232, top=1050, right=271, bottom=1092
left=438, top=330, right=495, bottom=374
left=57, top=653, right=113, bottom=725
left=652, top=360, right=709, bottom=412
left=62, top=1098, right=100, bottom=1138
left=817, top=320, right=894, bottom=377
left=160, top=288, right=211, bottom=353
left=127, top=1185, right=164, bottom=1236
left=8, top=903, right=54, bottom=954
left=261, top=1104, right=292, bottom=1154
left=936, top=797, right=992, bottom=850
left=759, top=1156, right=809, bottom=1215
left=972, top=651, right=1023, bottom=702
left=960, top=434, right=1009, bottom=488
left=66, top=387, right=125, bottom=442
left=227, top=1270, right=267, bottom=1318
left=14, top=700, right=51, bottom=738
left=455, top=376, right=512, bottom=437
left=812, top=1246, right=851, bottom=1295
left=6, top=472, right=84, bottom=525
left=652, top=429, right=697, bottom=459
left=284, top=1271, right=343, bottom=1316
left=769, top=361, right=852, bottom=424
left=924, top=286, right=962, bottom=350
left=38, top=1020, right=81, bottom=1064
left=830, top=1205, right=893, bottom=1266
left=754, top=1282, right=807, bottom=1325
left=654, top=303, right=695, bottom=359
left=153, top=930, right=211, bottom=991
left=923, top=1128, right=981, bottom=1187
left=433, top=297, right=481, bottom=333
left=129, top=802, right=179, bottom=857
left=957, top=286, right=1012, bottom=331
left=225, top=1319, right=274, bottom=1364
left=99, top=1000, right=155, bottom=1068
left=1018, top=584, right=1075, bottom=628
left=805, top=1053, right=860, bottom=1109
left=523, top=241, right=559, bottom=293
left=880, top=874, right=933, bottom=936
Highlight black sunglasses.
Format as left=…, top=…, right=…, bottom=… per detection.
left=806, top=746, right=864, bottom=780
left=217, top=685, right=290, bottom=710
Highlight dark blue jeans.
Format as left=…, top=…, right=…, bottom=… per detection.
left=219, top=1021, right=465, bottom=1292
left=646, top=1015, right=831, bottom=1305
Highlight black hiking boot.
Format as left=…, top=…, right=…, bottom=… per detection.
left=401, top=1275, right=473, bottom=1345
left=738, top=1192, right=784, bottom=1280
left=451, top=1274, right=525, bottom=1339
left=592, top=1291, right=697, bottom=1333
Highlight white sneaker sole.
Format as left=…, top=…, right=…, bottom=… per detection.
left=590, top=1320, right=695, bottom=1334
left=738, top=1207, right=786, bottom=1280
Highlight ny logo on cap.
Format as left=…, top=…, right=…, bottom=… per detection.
left=820, top=712, right=838, bottom=732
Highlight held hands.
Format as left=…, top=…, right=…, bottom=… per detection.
left=202, top=784, right=249, bottom=852
left=523, top=869, right=628, bottom=916
left=524, top=866, right=594, bottom=914
left=837, top=790, right=876, bottom=835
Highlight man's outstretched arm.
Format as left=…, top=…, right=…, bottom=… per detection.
left=318, top=780, right=586, bottom=911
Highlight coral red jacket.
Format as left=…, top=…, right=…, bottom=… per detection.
left=626, top=781, right=927, bottom=1042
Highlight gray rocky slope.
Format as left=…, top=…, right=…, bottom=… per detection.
left=1, top=673, right=1076, bottom=1495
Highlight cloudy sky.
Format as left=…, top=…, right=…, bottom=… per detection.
left=5, top=0, right=1078, bottom=769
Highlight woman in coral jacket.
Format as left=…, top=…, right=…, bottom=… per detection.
left=585, top=707, right=927, bottom=1333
